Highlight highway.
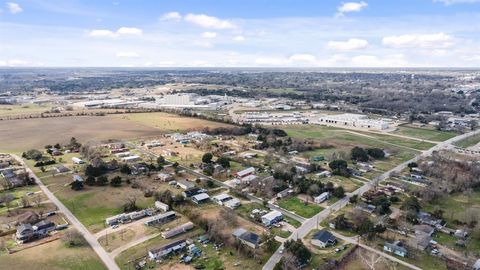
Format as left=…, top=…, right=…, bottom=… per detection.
left=262, top=129, right=480, bottom=270
left=13, top=155, right=121, bottom=270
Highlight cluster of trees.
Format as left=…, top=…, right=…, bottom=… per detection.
left=201, top=152, right=231, bottom=176
left=329, top=160, right=350, bottom=177
left=334, top=210, right=386, bottom=238
left=22, top=149, right=43, bottom=161
left=281, top=239, right=311, bottom=268
left=351, top=147, right=385, bottom=162
left=33, top=159, right=56, bottom=167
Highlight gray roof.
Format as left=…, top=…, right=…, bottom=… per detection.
left=312, top=229, right=336, bottom=243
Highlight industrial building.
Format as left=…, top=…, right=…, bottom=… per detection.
left=312, top=113, right=389, bottom=130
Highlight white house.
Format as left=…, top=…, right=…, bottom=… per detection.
left=261, top=210, right=283, bottom=226
left=311, top=229, right=337, bottom=248
left=314, top=192, right=330, bottom=204
left=156, top=173, right=174, bottom=182
left=177, top=180, right=195, bottom=190
left=212, top=193, right=233, bottom=205
left=224, top=198, right=241, bottom=209
left=191, top=193, right=210, bottom=204
left=148, top=239, right=187, bottom=260
left=236, top=167, right=255, bottom=178
left=155, top=201, right=170, bottom=212
left=121, top=155, right=141, bottom=163
left=144, top=211, right=176, bottom=226
left=71, top=157, right=84, bottom=164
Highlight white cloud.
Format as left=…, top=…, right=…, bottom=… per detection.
left=434, top=0, right=480, bottom=5
left=116, top=51, right=140, bottom=58
left=193, top=40, right=213, bottom=48
left=382, top=33, right=454, bottom=48
left=351, top=54, right=407, bottom=67
left=337, top=1, right=367, bottom=16
left=233, top=35, right=245, bottom=42
left=327, top=38, right=368, bottom=51
left=202, top=32, right=217, bottom=39
left=117, top=27, right=143, bottom=36
left=184, top=13, right=236, bottom=29
left=289, top=54, right=317, bottom=63
left=0, top=59, right=39, bottom=67
left=160, top=11, right=182, bottom=21
left=88, top=29, right=117, bottom=38
left=88, top=27, right=143, bottom=38
left=157, top=61, right=176, bottom=66
left=7, top=2, right=23, bottom=14
left=254, top=57, right=287, bottom=66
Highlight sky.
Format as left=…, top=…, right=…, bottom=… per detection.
left=1, top=0, right=480, bottom=67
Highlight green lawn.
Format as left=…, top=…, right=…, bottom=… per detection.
left=392, top=126, right=457, bottom=142
left=277, top=197, right=324, bottom=218
left=454, top=133, right=480, bottom=148
left=422, top=190, right=480, bottom=226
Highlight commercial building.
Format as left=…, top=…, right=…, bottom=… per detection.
left=312, top=113, right=389, bottom=130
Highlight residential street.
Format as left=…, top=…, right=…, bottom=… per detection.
left=13, top=155, right=121, bottom=270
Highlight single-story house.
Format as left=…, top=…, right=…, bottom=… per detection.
left=182, top=188, right=201, bottom=198
left=121, top=155, right=141, bottom=163
left=212, top=193, right=233, bottom=205
left=191, top=193, right=210, bottom=204
left=276, top=188, right=294, bottom=199
left=72, top=175, right=83, bottom=183
left=156, top=173, right=174, bottom=182
left=71, top=157, right=84, bottom=164
left=162, top=222, right=195, bottom=239
left=236, top=167, right=255, bottom=178
left=54, top=165, right=70, bottom=173
left=383, top=241, right=407, bottom=257
left=261, top=210, right=283, bottom=226
left=15, top=223, right=34, bottom=243
left=311, top=229, right=337, bottom=248
left=316, top=171, right=332, bottom=178
left=232, top=228, right=260, bottom=249
left=224, top=198, right=241, bottom=209
left=148, top=239, right=187, bottom=260
left=155, top=201, right=170, bottom=212
left=314, top=192, right=330, bottom=204
left=177, top=180, right=196, bottom=190
left=144, top=211, right=176, bottom=226
left=410, top=233, right=431, bottom=251
left=414, top=224, right=435, bottom=237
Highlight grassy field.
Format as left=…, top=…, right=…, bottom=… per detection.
left=41, top=174, right=155, bottom=233
left=422, top=190, right=480, bottom=225
left=0, top=104, right=51, bottom=118
left=453, top=133, right=480, bottom=148
left=0, top=238, right=106, bottom=270
left=392, top=125, right=457, bottom=142
left=277, top=197, right=323, bottom=218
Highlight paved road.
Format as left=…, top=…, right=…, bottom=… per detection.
left=13, top=155, right=121, bottom=270
left=262, top=129, right=480, bottom=270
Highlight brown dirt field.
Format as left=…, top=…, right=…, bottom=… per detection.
left=0, top=116, right=161, bottom=152
left=0, top=112, right=231, bottom=152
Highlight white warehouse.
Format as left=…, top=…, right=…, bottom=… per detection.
left=312, top=113, right=389, bottom=130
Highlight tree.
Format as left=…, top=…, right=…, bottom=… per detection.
left=284, top=239, right=311, bottom=265
left=32, top=194, right=42, bottom=207
left=401, top=196, right=421, bottom=212
left=367, top=148, right=385, bottom=159
left=123, top=194, right=138, bottom=212
left=334, top=214, right=349, bottom=230
left=21, top=195, right=30, bottom=208
left=96, top=175, right=108, bottom=186
left=71, top=180, right=84, bottom=191
left=157, top=156, right=166, bottom=166
left=216, top=156, right=230, bottom=168
left=349, top=194, right=359, bottom=204
left=110, top=176, right=122, bottom=187
left=372, top=195, right=391, bottom=215
left=25, top=149, right=43, bottom=161
left=120, top=164, right=131, bottom=174
left=351, top=147, right=369, bottom=162
left=332, top=186, right=345, bottom=198
left=85, top=175, right=96, bottom=186
left=202, top=153, right=213, bottom=163
left=62, top=230, right=87, bottom=247
left=328, top=159, right=350, bottom=177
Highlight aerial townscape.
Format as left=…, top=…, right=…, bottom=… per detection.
left=1, top=1, right=480, bottom=270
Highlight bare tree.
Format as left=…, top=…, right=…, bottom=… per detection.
left=32, top=194, right=42, bottom=207
left=21, top=195, right=30, bottom=208
left=357, top=248, right=388, bottom=270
